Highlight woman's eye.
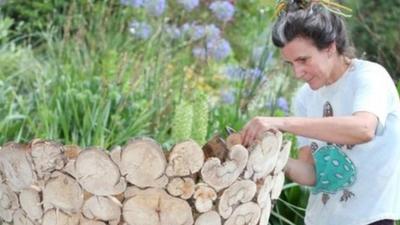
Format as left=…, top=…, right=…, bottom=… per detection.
left=298, top=58, right=307, bottom=63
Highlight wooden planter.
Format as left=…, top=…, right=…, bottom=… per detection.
left=0, top=131, right=290, bottom=225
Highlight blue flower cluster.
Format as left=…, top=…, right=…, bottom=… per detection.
left=183, top=23, right=230, bottom=61
left=265, top=97, right=290, bottom=114
left=129, top=20, right=153, bottom=40
left=224, top=65, right=266, bottom=82
left=120, top=0, right=166, bottom=16
left=205, top=38, right=232, bottom=61
left=177, top=0, right=199, bottom=12
left=121, top=0, right=236, bottom=61
left=165, top=24, right=182, bottom=40
left=276, top=97, right=289, bottom=113
left=144, top=0, right=167, bottom=17
left=209, top=1, right=235, bottom=22
left=120, top=0, right=143, bottom=8
left=221, top=89, right=235, bottom=104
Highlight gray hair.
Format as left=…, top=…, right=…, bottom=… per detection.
left=272, top=3, right=354, bottom=57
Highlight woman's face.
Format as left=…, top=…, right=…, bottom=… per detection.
left=281, top=37, right=334, bottom=90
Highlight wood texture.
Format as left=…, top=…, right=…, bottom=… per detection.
left=0, top=132, right=290, bottom=225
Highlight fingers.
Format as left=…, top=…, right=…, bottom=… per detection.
left=241, top=119, right=260, bottom=147
left=241, top=117, right=277, bottom=147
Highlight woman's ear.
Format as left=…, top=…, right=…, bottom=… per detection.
left=327, top=42, right=337, bottom=57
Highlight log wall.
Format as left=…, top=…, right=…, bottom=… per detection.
left=0, top=131, right=290, bottom=225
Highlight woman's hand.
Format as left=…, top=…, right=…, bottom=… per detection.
left=241, top=117, right=283, bottom=147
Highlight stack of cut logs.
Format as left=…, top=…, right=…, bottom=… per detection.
left=0, top=130, right=291, bottom=225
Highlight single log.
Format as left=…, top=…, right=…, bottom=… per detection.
left=193, top=183, right=217, bottom=213
left=74, top=147, right=126, bottom=195
left=202, top=135, right=229, bottom=161
left=0, top=183, right=19, bottom=222
left=82, top=195, right=121, bottom=223
left=12, top=209, right=36, bottom=225
left=218, top=180, right=257, bottom=219
left=166, top=177, right=195, bottom=199
left=63, top=145, right=82, bottom=160
left=80, top=216, right=107, bottom=225
left=271, top=172, right=285, bottom=201
left=119, top=138, right=168, bottom=188
left=30, top=140, right=66, bottom=181
left=19, top=187, right=43, bottom=221
left=201, top=145, right=248, bottom=191
left=194, top=211, right=221, bottom=225
left=166, top=140, right=204, bottom=177
left=62, top=160, right=76, bottom=178
left=257, top=175, right=274, bottom=208
left=0, top=143, right=37, bottom=192
left=224, top=202, right=261, bottom=225
left=123, top=188, right=193, bottom=225
left=274, top=141, right=292, bottom=174
left=244, top=131, right=282, bottom=181
left=259, top=203, right=272, bottom=225
left=109, top=146, right=122, bottom=166
left=42, top=172, right=84, bottom=214
left=124, top=186, right=141, bottom=199
left=42, top=209, right=80, bottom=225
left=226, top=133, right=242, bottom=149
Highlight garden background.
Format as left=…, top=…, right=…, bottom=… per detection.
left=0, top=0, right=399, bottom=224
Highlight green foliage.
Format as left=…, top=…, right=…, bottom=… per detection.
left=0, top=0, right=69, bottom=38
left=191, top=92, right=209, bottom=145
left=397, top=81, right=400, bottom=96
left=0, top=17, right=13, bottom=42
left=171, top=101, right=194, bottom=144
left=170, top=92, right=210, bottom=146
left=348, top=0, right=400, bottom=81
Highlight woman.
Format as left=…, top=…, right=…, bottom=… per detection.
left=241, top=1, right=400, bottom=225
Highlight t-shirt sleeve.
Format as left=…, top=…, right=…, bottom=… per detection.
left=352, top=63, right=393, bottom=135
left=292, top=85, right=311, bottom=147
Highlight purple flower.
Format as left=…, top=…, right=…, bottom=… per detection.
left=129, top=20, right=153, bottom=40
left=265, top=97, right=289, bottom=114
left=177, top=0, right=199, bottom=11
left=143, top=0, right=166, bottom=17
left=221, top=90, right=235, bottom=104
left=165, top=25, right=182, bottom=39
left=204, top=24, right=221, bottom=41
left=120, top=0, right=143, bottom=7
left=246, top=68, right=264, bottom=81
left=181, top=23, right=192, bottom=34
left=188, top=24, right=206, bottom=41
left=224, top=65, right=243, bottom=80
left=186, top=23, right=221, bottom=41
left=209, top=1, right=235, bottom=22
left=277, top=97, right=289, bottom=112
left=192, top=46, right=207, bottom=60
left=193, top=38, right=231, bottom=61
left=224, top=66, right=266, bottom=81
left=206, top=38, right=232, bottom=61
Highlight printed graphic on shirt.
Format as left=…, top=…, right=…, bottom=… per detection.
left=311, top=102, right=357, bottom=204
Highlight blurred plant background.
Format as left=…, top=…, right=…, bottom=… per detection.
left=0, top=0, right=398, bottom=224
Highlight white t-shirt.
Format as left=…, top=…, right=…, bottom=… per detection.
left=293, top=59, right=400, bottom=225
